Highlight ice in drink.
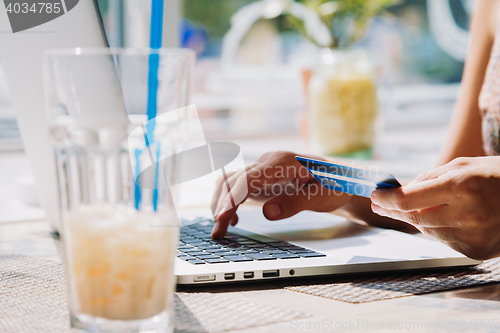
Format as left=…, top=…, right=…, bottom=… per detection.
left=63, top=205, right=179, bottom=320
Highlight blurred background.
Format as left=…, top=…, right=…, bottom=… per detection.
left=0, top=0, right=475, bottom=217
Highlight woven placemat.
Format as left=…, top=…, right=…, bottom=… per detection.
left=174, top=292, right=308, bottom=333
left=285, top=258, right=500, bottom=303
left=0, top=254, right=308, bottom=333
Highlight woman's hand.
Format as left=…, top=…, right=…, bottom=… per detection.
left=210, top=151, right=352, bottom=238
left=371, top=156, right=500, bottom=260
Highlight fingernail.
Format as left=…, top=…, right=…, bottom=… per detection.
left=264, top=203, right=282, bottom=219
left=371, top=204, right=385, bottom=216
left=371, top=191, right=379, bottom=204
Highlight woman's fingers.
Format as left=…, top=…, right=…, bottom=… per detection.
left=373, top=159, right=472, bottom=213
left=229, top=214, right=239, bottom=226
left=371, top=177, right=451, bottom=212
left=419, top=228, right=494, bottom=260
left=418, top=226, right=464, bottom=243
left=262, top=188, right=313, bottom=220
left=371, top=204, right=455, bottom=228
left=210, top=151, right=327, bottom=238
left=372, top=200, right=492, bottom=259
left=211, top=207, right=239, bottom=239
left=409, top=164, right=453, bottom=184
left=210, top=170, right=236, bottom=215
left=213, top=168, right=248, bottom=217
left=263, top=180, right=351, bottom=220
left=211, top=160, right=282, bottom=237
left=409, top=157, right=472, bottom=185
left=213, top=162, right=278, bottom=218
left=211, top=169, right=250, bottom=239
left=213, top=155, right=313, bottom=218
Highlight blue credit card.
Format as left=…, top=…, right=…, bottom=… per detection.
left=296, top=156, right=401, bottom=198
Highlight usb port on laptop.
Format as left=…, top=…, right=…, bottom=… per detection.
left=262, top=270, right=279, bottom=278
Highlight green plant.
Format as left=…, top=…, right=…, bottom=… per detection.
left=287, top=0, right=401, bottom=48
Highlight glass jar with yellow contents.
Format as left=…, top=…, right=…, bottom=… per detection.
left=308, top=48, right=377, bottom=158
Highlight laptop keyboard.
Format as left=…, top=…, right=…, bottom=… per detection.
left=177, top=219, right=326, bottom=265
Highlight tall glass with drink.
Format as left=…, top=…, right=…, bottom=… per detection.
left=44, top=48, right=194, bottom=333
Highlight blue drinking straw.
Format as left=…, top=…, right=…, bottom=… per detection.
left=152, top=144, right=161, bottom=211
left=134, top=149, right=142, bottom=210
left=135, top=0, right=164, bottom=210
left=146, top=0, right=164, bottom=130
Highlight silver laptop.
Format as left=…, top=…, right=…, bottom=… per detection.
left=175, top=208, right=479, bottom=284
